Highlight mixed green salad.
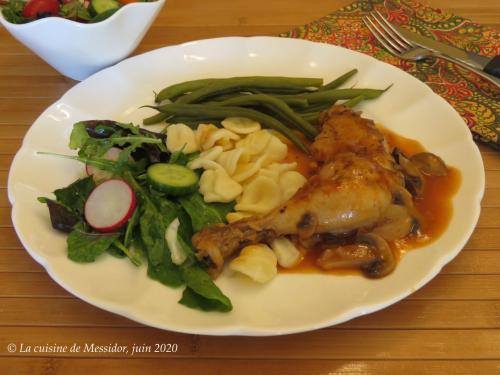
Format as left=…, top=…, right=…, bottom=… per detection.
left=1, top=0, right=156, bottom=24
left=38, top=120, right=233, bottom=312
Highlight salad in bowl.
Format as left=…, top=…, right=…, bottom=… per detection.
left=0, top=0, right=165, bottom=80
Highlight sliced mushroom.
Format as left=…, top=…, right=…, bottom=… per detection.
left=392, top=148, right=424, bottom=196
left=317, top=244, right=377, bottom=270
left=410, top=152, right=448, bottom=177
left=372, top=204, right=415, bottom=241
left=316, top=233, right=396, bottom=278
left=357, top=233, right=396, bottom=278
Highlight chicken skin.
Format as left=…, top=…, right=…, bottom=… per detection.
left=193, top=106, right=425, bottom=278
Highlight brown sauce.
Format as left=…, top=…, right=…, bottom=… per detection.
left=280, top=127, right=461, bottom=275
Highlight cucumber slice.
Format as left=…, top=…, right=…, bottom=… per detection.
left=90, top=8, right=119, bottom=23
left=90, top=0, right=120, bottom=16
left=147, top=163, right=199, bottom=196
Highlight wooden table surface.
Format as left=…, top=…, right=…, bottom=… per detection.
left=1, top=0, right=499, bottom=374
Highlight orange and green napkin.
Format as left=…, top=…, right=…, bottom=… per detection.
left=282, top=0, right=500, bottom=149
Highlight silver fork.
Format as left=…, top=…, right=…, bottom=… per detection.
left=363, top=11, right=500, bottom=88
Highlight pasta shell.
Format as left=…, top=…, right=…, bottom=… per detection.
left=221, top=117, right=261, bottom=134
left=258, top=162, right=298, bottom=180
left=229, top=244, right=277, bottom=283
left=232, top=155, right=266, bottom=183
left=260, top=135, right=288, bottom=166
left=199, top=169, right=219, bottom=202
left=216, top=148, right=251, bottom=176
left=166, top=123, right=199, bottom=153
left=199, top=168, right=242, bottom=203
left=235, top=175, right=281, bottom=214
left=202, top=129, right=240, bottom=151
left=235, top=130, right=272, bottom=156
left=187, top=146, right=223, bottom=170
left=213, top=168, right=243, bottom=202
left=271, top=237, right=302, bottom=268
left=195, top=123, right=218, bottom=148
left=279, top=171, right=307, bottom=203
left=226, top=211, right=254, bottom=223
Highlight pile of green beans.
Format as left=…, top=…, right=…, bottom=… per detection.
left=143, top=70, right=389, bottom=152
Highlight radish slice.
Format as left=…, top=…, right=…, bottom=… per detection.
left=86, top=147, right=123, bottom=181
left=84, top=179, right=136, bottom=233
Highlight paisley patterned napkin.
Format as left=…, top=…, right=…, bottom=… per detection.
left=281, top=0, right=500, bottom=150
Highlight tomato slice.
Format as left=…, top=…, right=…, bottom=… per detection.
left=22, top=0, right=60, bottom=19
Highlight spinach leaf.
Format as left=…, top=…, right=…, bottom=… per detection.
left=140, top=198, right=177, bottom=265
left=178, top=192, right=234, bottom=232
left=123, top=207, right=140, bottom=248
left=53, top=176, right=95, bottom=216
left=67, top=223, right=119, bottom=263
left=211, top=201, right=236, bottom=221
left=38, top=198, right=79, bottom=233
left=179, top=265, right=232, bottom=312
left=147, top=260, right=183, bottom=288
left=140, top=196, right=183, bottom=287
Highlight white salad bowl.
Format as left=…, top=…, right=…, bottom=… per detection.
left=0, top=0, right=165, bottom=80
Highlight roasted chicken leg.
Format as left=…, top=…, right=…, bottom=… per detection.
left=193, top=106, right=443, bottom=278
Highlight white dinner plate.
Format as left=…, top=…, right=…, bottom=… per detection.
left=8, top=37, right=484, bottom=336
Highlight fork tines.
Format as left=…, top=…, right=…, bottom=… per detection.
left=363, top=11, right=413, bottom=55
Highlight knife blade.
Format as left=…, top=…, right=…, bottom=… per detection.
left=394, top=25, right=500, bottom=78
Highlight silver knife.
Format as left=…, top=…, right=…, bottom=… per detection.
left=394, top=25, right=500, bottom=79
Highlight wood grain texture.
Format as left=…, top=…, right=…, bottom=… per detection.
left=1, top=358, right=500, bottom=375
left=0, top=0, right=499, bottom=373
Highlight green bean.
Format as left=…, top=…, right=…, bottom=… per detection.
left=155, top=78, right=221, bottom=103
left=156, top=76, right=322, bottom=103
left=143, top=112, right=169, bottom=125
left=283, top=88, right=388, bottom=105
left=300, top=111, right=321, bottom=123
left=319, top=69, right=358, bottom=91
left=344, top=95, right=365, bottom=108
left=146, top=103, right=310, bottom=154
left=175, top=77, right=323, bottom=104
left=208, top=92, right=309, bottom=108
left=206, top=93, right=318, bottom=138
left=296, top=101, right=335, bottom=114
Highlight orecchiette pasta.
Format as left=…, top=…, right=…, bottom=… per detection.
left=195, top=123, right=218, bottom=148
left=226, top=211, right=254, bottom=223
left=202, top=128, right=240, bottom=151
left=187, top=121, right=307, bottom=220
left=232, top=155, right=266, bottom=183
left=216, top=148, right=250, bottom=176
left=229, top=244, right=277, bottom=283
left=257, top=162, right=297, bottom=180
left=259, top=135, right=288, bottom=165
left=165, top=218, right=187, bottom=266
left=187, top=146, right=223, bottom=170
left=235, top=130, right=272, bottom=156
left=279, top=171, right=307, bottom=203
left=221, top=117, right=261, bottom=134
left=270, top=237, right=302, bottom=268
left=199, top=168, right=242, bottom=203
left=235, top=175, right=281, bottom=214
left=166, top=123, right=199, bottom=153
